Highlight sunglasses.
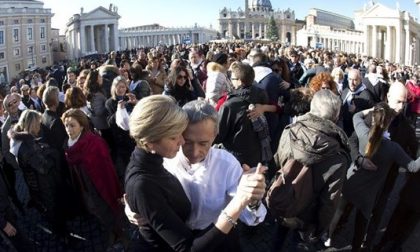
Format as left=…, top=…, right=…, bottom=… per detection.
left=7, top=100, right=17, bottom=108
left=177, top=75, right=187, bottom=80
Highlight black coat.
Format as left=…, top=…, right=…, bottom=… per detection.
left=41, top=110, right=67, bottom=151
left=216, top=85, right=268, bottom=167
left=104, top=98, right=136, bottom=160
left=163, top=83, right=197, bottom=107
left=340, top=88, right=375, bottom=136
left=362, top=77, right=389, bottom=103
left=125, top=148, right=228, bottom=251
left=12, top=133, right=62, bottom=217
left=390, top=115, right=420, bottom=211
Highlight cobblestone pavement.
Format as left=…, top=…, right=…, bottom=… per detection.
left=0, top=169, right=129, bottom=252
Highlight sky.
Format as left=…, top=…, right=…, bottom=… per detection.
left=42, top=0, right=420, bottom=34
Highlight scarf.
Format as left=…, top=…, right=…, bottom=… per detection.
left=65, top=132, right=122, bottom=214
left=343, top=84, right=366, bottom=106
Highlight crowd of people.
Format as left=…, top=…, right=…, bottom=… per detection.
left=0, top=41, right=419, bottom=252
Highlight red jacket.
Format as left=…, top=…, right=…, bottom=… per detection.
left=406, top=81, right=420, bottom=114
left=65, top=131, right=122, bottom=215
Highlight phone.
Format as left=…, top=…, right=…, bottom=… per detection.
left=122, top=95, right=130, bottom=102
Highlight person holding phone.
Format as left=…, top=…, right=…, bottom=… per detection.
left=105, top=76, right=137, bottom=185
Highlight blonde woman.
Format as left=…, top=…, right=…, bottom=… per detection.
left=125, top=95, right=266, bottom=251
left=9, top=110, right=69, bottom=242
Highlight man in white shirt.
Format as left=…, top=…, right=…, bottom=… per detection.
left=124, top=99, right=267, bottom=230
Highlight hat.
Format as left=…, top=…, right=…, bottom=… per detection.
left=212, top=53, right=228, bottom=65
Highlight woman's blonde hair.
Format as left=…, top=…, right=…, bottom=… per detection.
left=364, top=102, right=396, bottom=158
left=14, top=109, right=41, bottom=135
left=110, top=76, right=128, bottom=100
left=129, top=95, right=188, bottom=149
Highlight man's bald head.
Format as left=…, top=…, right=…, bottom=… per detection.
left=387, top=82, right=407, bottom=115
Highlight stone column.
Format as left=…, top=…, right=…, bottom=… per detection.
left=259, top=23, right=262, bottom=38
left=395, top=22, right=401, bottom=63
left=90, top=25, right=95, bottom=52
left=386, top=26, right=392, bottom=61
left=251, top=23, right=255, bottom=39
left=405, top=26, right=410, bottom=65
left=243, top=23, right=247, bottom=39
left=372, top=25, right=377, bottom=58
left=104, top=24, right=109, bottom=53
left=113, top=24, right=119, bottom=51
left=264, top=23, right=267, bottom=39
left=292, top=26, right=296, bottom=46
left=80, top=25, right=85, bottom=55
left=237, top=22, right=240, bottom=38
left=73, top=29, right=78, bottom=58
left=228, top=21, right=233, bottom=38
left=364, top=25, right=369, bottom=56
left=416, top=35, right=420, bottom=65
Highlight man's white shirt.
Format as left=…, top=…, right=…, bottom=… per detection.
left=164, top=147, right=267, bottom=230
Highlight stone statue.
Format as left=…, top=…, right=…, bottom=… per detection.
left=109, top=3, right=113, bottom=11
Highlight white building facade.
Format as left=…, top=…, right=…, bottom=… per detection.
left=355, top=3, right=419, bottom=65
left=0, top=0, right=53, bottom=84
left=219, top=0, right=303, bottom=44
left=119, top=24, right=218, bottom=49
left=65, top=5, right=120, bottom=59
left=297, top=3, right=420, bottom=65
left=297, top=9, right=364, bottom=54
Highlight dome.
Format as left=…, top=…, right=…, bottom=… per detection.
left=249, top=0, right=272, bottom=10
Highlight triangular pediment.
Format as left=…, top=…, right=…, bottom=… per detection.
left=362, top=3, right=400, bottom=18
left=81, top=6, right=120, bottom=20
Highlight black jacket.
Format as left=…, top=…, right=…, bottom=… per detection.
left=216, top=85, right=268, bottom=167
left=125, top=148, right=227, bottom=252
left=104, top=98, right=136, bottom=155
left=163, top=83, right=197, bottom=107
left=41, top=110, right=67, bottom=151
left=11, top=132, right=61, bottom=215
left=362, top=77, right=389, bottom=103
left=340, top=87, right=375, bottom=136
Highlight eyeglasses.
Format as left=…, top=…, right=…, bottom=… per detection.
left=231, top=77, right=239, bottom=81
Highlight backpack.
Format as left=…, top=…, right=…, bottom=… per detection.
left=266, top=158, right=314, bottom=218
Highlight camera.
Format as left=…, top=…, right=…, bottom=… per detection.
left=122, top=95, right=130, bottom=102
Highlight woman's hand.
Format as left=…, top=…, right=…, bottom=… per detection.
left=3, top=222, right=16, bottom=237
left=117, top=100, right=126, bottom=109
left=247, top=104, right=264, bottom=121
left=123, top=194, right=148, bottom=226
left=361, top=107, right=374, bottom=116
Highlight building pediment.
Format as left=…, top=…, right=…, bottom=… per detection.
left=81, top=6, right=120, bottom=20
left=362, top=3, right=400, bottom=18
